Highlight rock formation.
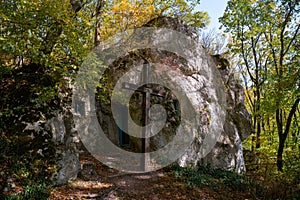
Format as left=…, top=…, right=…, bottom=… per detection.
left=93, top=17, right=252, bottom=173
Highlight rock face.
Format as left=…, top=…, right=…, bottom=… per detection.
left=51, top=149, right=81, bottom=185
left=22, top=115, right=82, bottom=185
left=95, top=17, right=252, bottom=173
left=48, top=85, right=83, bottom=185
left=178, top=60, right=252, bottom=173
left=47, top=113, right=80, bottom=185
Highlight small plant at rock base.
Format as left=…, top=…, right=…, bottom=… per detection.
left=4, top=183, right=50, bottom=200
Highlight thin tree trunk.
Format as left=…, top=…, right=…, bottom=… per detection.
left=252, top=114, right=256, bottom=152
left=256, top=87, right=261, bottom=149
left=276, top=98, right=300, bottom=171
left=277, top=131, right=284, bottom=172
left=94, top=0, right=105, bottom=47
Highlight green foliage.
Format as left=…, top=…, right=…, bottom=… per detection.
left=221, top=0, right=300, bottom=111
left=0, top=130, right=56, bottom=185
left=170, top=162, right=300, bottom=199
left=155, top=0, right=209, bottom=29
left=2, top=0, right=91, bottom=59
left=221, top=0, right=300, bottom=173
left=242, top=120, right=300, bottom=199
left=256, top=166, right=300, bottom=199
left=0, top=64, right=60, bottom=196
left=168, top=163, right=263, bottom=198
left=3, top=183, right=50, bottom=200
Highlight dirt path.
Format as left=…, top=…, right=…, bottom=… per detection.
left=48, top=152, right=218, bottom=200
left=49, top=170, right=217, bottom=200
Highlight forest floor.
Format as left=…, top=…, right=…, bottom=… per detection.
left=48, top=151, right=256, bottom=200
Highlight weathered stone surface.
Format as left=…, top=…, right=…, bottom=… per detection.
left=47, top=93, right=84, bottom=185
left=96, top=17, right=252, bottom=173
left=52, top=149, right=81, bottom=185
left=145, top=16, right=198, bottom=41
left=181, top=66, right=252, bottom=173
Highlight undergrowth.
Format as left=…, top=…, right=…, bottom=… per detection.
left=168, top=162, right=300, bottom=199
left=0, top=132, right=53, bottom=200
left=167, top=163, right=264, bottom=199
left=2, top=183, right=50, bottom=200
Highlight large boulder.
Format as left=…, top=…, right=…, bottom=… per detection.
left=51, top=149, right=81, bottom=185
left=93, top=17, right=252, bottom=173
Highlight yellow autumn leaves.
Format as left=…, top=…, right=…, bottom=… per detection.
left=101, top=0, right=159, bottom=40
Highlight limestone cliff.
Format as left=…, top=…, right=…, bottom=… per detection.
left=93, top=17, right=252, bottom=173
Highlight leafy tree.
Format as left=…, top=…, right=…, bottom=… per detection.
left=220, top=0, right=300, bottom=171
left=93, top=0, right=209, bottom=42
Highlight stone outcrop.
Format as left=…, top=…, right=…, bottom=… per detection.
left=47, top=112, right=81, bottom=185
left=22, top=88, right=82, bottom=185
left=177, top=59, right=252, bottom=173
left=94, top=17, right=252, bottom=173
left=51, top=149, right=81, bottom=185
left=47, top=82, right=83, bottom=185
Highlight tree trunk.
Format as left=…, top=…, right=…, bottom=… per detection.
left=251, top=114, right=256, bottom=152
left=277, top=133, right=285, bottom=172
left=94, top=0, right=105, bottom=47
left=255, top=86, right=261, bottom=149
left=276, top=98, right=300, bottom=172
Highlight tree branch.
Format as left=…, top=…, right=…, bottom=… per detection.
left=283, top=98, right=300, bottom=141
left=283, top=24, right=300, bottom=57
left=41, top=0, right=85, bottom=55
